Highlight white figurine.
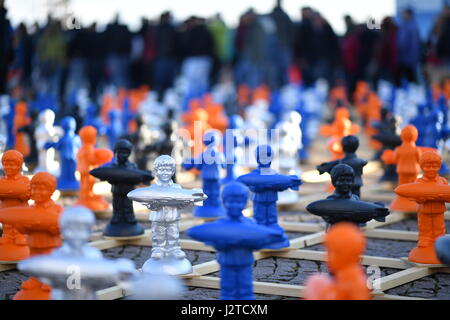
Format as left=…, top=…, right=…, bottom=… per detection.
left=34, top=109, right=60, bottom=175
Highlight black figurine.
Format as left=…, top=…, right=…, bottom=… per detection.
left=317, top=135, right=367, bottom=197
left=90, top=139, right=154, bottom=237
left=306, top=164, right=389, bottom=227
left=372, top=108, right=401, bottom=182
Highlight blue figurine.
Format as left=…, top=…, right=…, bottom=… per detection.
left=237, top=145, right=302, bottom=249
left=183, top=130, right=226, bottom=218
left=45, top=116, right=81, bottom=191
left=83, top=103, right=106, bottom=136
left=121, top=98, right=136, bottom=136
left=106, top=109, right=123, bottom=150
left=221, top=132, right=238, bottom=185
left=187, top=182, right=284, bottom=300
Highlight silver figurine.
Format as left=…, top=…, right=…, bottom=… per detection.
left=18, top=206, right=184, bottom=300
left=127, top=155, right=206, bottom=275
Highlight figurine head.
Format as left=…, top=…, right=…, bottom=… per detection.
left=326, top=222, right=366, bottom=272
left=335, top=107, right=349, bottom=120
left=222, top=182, right=249, bottom=219
left=31, top=172, right=56, bottom=203
left=400, top=125, right=418, bottom=143
left=256, top=144, right=273, bottom=168
left=154, top=155, right=176, bottom=183
left=420, top=151, right=442, bottom=180
left=342, top=135, right=359, bottom=153
left=38, top=109, right=55, bottom=126
left=60, top=206, right=95, bottom=249
left=2, top=150, right=24, bottom=177
left=114, top=139, right=133, bottom=165
left=79, top=126, right=97, bottom=145
left=283, top=111, right=302, bottom=125
left=15, top=101, right=27, bottom=115
left=330, top=164, right=354, bottom=194
left=61, top=116, right=76, bottom=133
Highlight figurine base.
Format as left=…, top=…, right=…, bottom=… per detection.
left=103, top=222, right=145, bottom=237
left=103, top=234, right=146, bottom=240
left=262, top=237, right=290, bottom=250
left=141, top=257, right=193, bottom=276
left=0, top=243, right=29, bottom=261
left=13, top=285, right=51, bottom=300
left=277, top=190, right=299, bottom=206
left=390, top=196, right=418, bottom=213
left=193, top=205, right=226, bottom=219
left=408, top=246, right=443, bottom=265
left=400, top=257, right=446, bottom=268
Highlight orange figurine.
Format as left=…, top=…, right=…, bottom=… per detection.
left=0, top=150, right=31, bottom=261
left=382, top=125, right=421, bottom=212
left=0, top=172, right=62, bottom=300
left=395, top=151, right=450, bottom=264
left=205, top=102, right=228, bottom=133
left=14, top=101, right=31, bottom=157
left=304, top=222, right=371, bottom=300
left=76, top=126, right=113, bottom=212
left=320, top=108, right=360, bottom=160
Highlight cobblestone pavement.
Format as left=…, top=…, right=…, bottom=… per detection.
left=2, top=218, right=450, bottom=300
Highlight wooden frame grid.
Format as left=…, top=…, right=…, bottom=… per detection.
left=1, top=188, right=449, bottom=301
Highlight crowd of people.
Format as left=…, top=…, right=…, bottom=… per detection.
left=1, top=0, right=450, bottom=105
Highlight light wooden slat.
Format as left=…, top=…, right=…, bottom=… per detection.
left=96, top=285, right=125, bottom=300
left=364, top=229, right=418, bottom=241
left=373, top=267, right=437, bottom=291
left=271, top=249, right=409, bottom=270
left=279, top=221, right=324, bottom=233
left=0, top=263, right=16, bottom=272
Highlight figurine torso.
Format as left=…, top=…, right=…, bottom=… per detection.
left=149, top=180, right=182, bottom=222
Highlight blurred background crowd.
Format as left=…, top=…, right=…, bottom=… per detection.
left=1, top=0, right=450, bottom=109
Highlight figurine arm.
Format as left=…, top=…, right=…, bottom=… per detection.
left=317, top=161, right=338, bottom=174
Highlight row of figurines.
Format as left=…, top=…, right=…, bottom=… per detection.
left=3, top=145, right=450, bottom=300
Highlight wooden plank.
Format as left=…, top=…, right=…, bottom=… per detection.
left=271, top=249, right=409, bottom=270
left=363, top=212, right=408, bottom=230
left=303, top=231, right=325, bottom=247
left=279, top=221, right=324, bottom=233
left=97, top=285, right=126, bottom=300
left=373, top=294, right=427, bottom=300
left=0, top=263, right=16, bottom=272
left=364, top=229, right=418, bottom=241
left=191, top=260, right=220, bottom=277
left=373, top=267, right=437, bottom=291
left=184, top=276, right=304, bottom=298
